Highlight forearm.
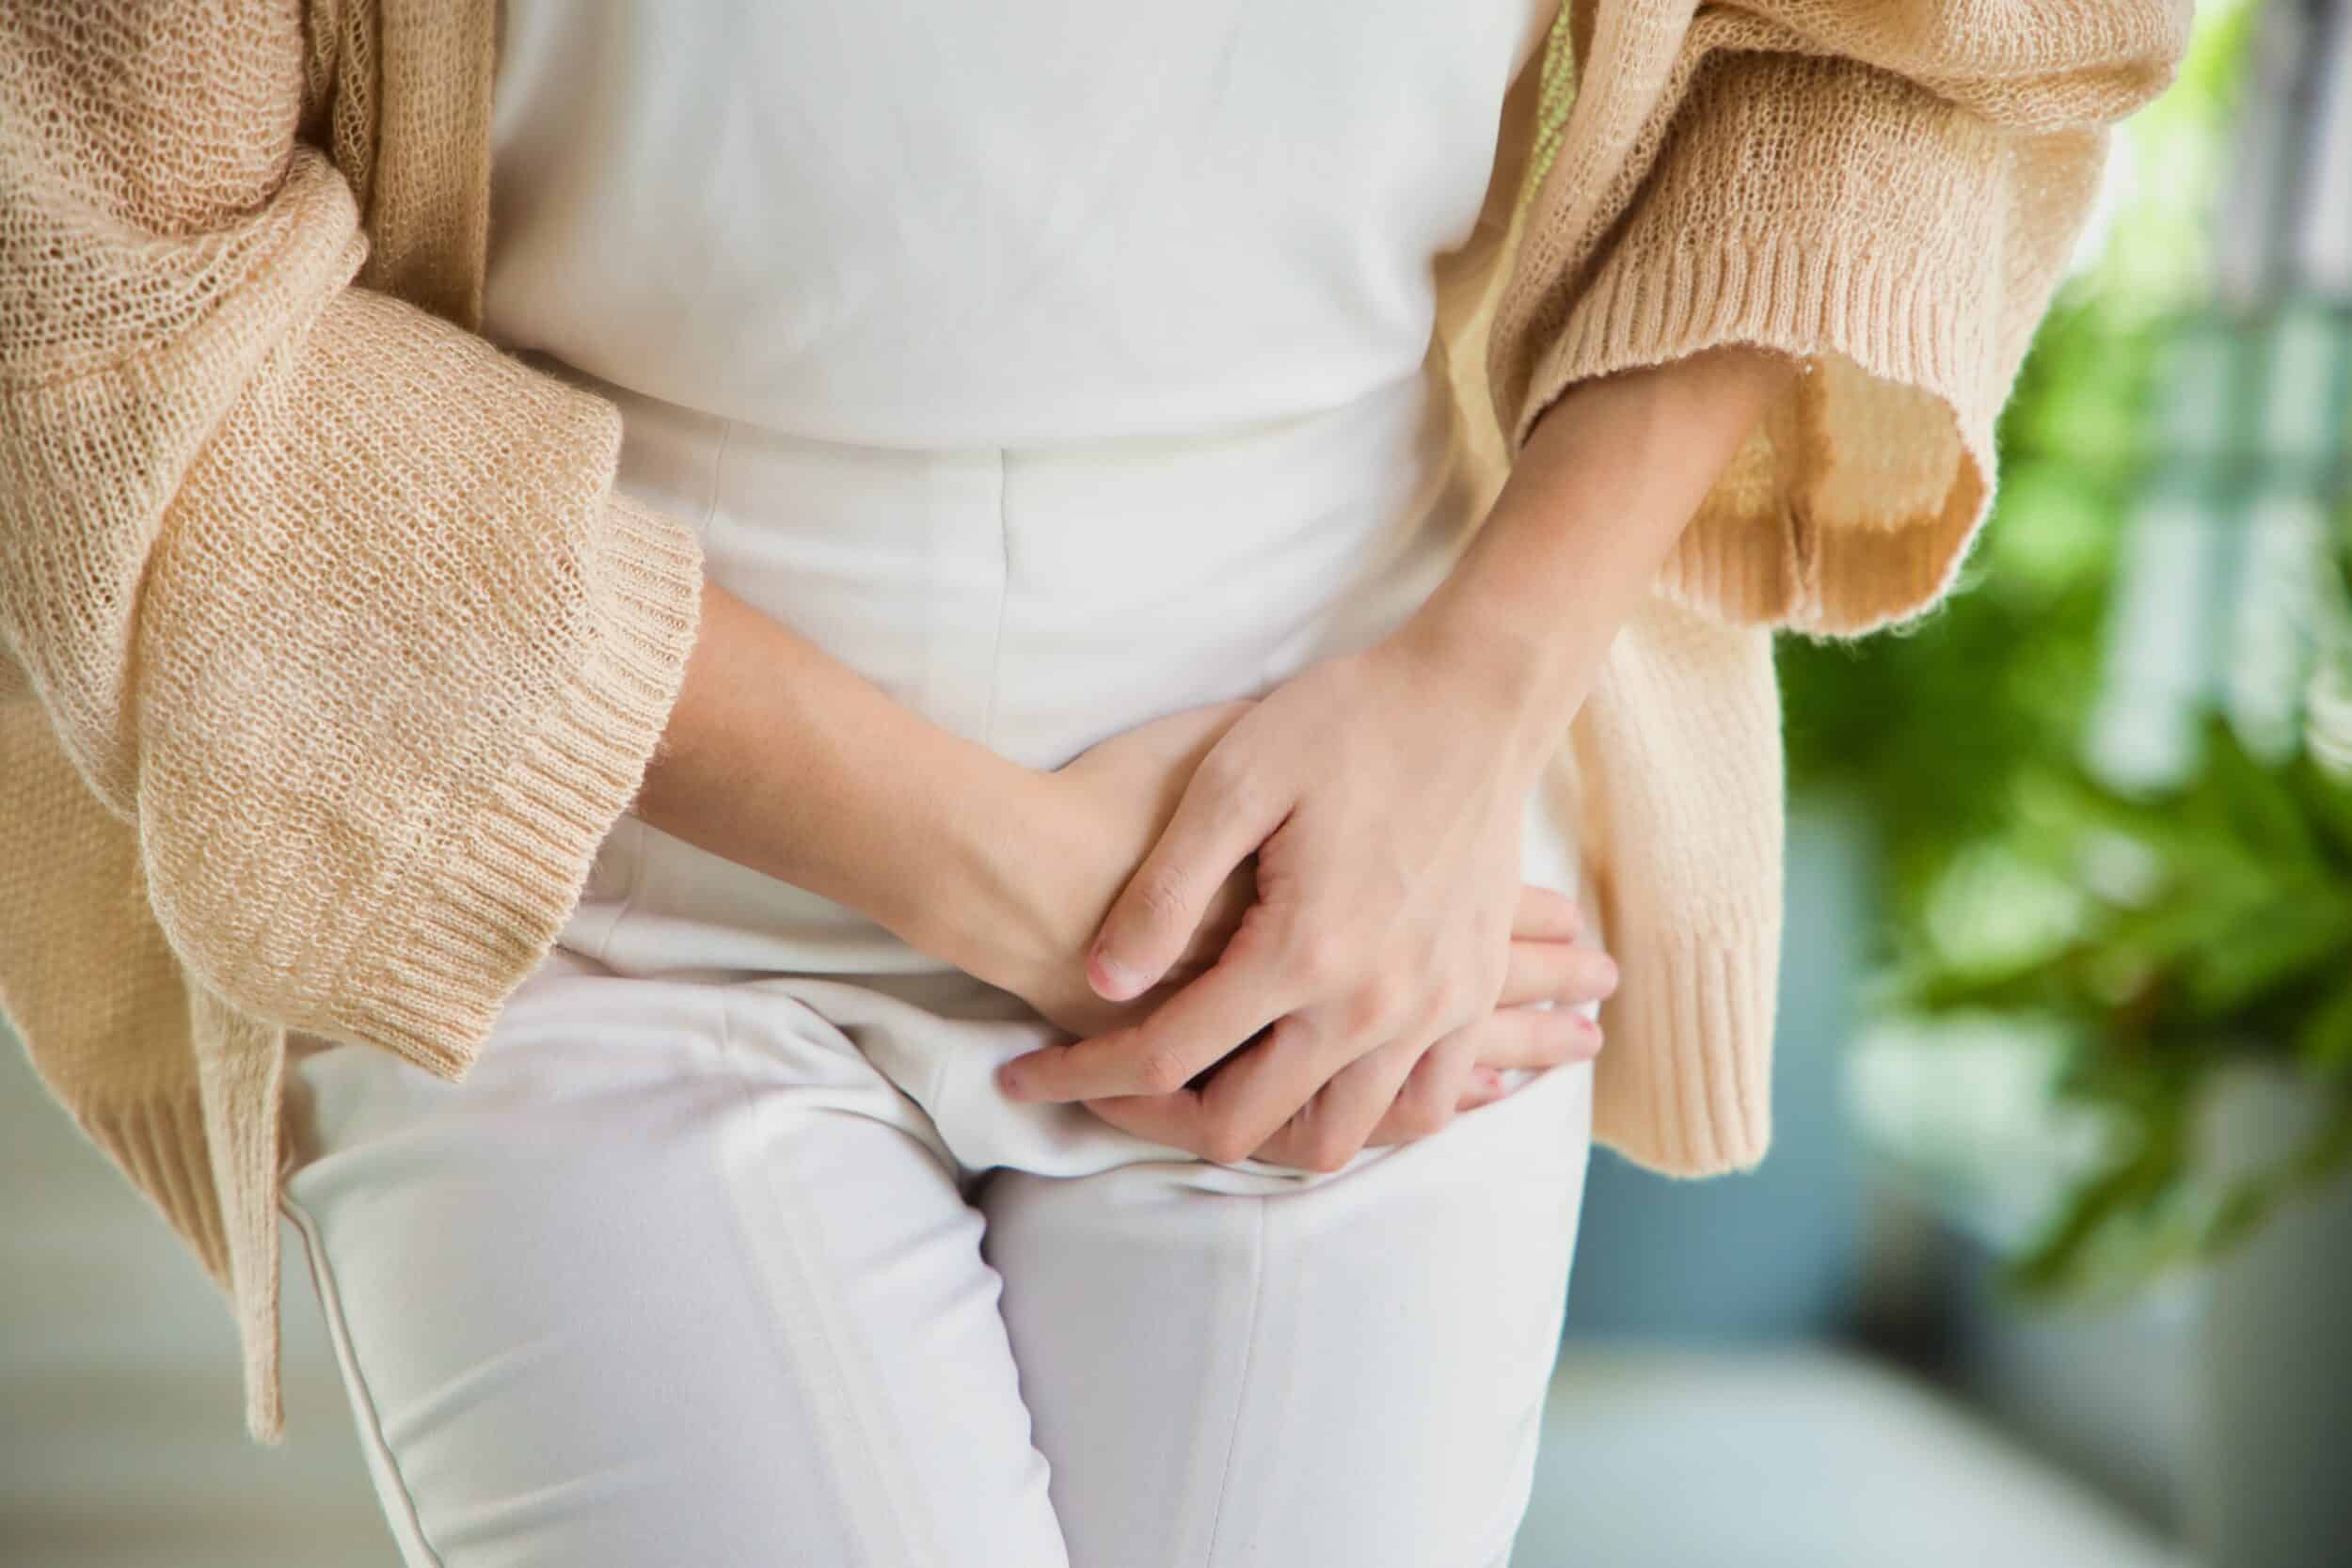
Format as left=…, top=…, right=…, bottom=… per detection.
left=1406, top=346, right=1796, bottom=768
left=630, top=349, right=1787, bottom=988
left=634, top=578, right=1042, bottom=969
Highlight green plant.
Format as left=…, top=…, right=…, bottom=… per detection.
left=1900, top=714, right=2352, bottom=1290
left=1775, top=1, right=2352, bottom=1291
left=1783, top=0, right=2258, bottom=919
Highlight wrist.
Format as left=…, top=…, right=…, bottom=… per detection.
left=1366, top=626, right=1566, bottom=802
left=1393, top=352, right=1789, bottom=769
left=886, top=756, right=1066, bottom=985
left=1396, top=565, right=1595, bottom=779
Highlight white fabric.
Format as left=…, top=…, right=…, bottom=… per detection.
left=543, top=364, right=1592, bottom=1179
left=284, top=955, right=1595, bottom=1568
left=483, top=0, right=1554, bottom=447
left=289, top=4, right=1600, bottom=1559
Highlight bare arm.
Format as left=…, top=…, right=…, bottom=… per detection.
left=633, top=579, right=1041, bottom=976
left=634, top=571, right=1618, bottom=1074
left=1003, top=346, right=1795, bottom=1167
left=1411, top=345, right=1799, bottom=769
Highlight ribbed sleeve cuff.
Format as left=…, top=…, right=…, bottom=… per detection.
left=1590, top=925, right=1776, bottom=1175
left=1522, top=222, right=1996, bottom=638
left=1494, top=32, right=2093, bottom=640
left=339, top=493, right=703, bottom=1078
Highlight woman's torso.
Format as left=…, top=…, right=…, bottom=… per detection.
left=483, top=0, right=1554, bottom=447
left=480, top=0, right=1574, bottom=984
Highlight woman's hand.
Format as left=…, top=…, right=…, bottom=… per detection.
left=989, top=348, right=1796, bottom=1169
left=968, top=700, right=1259, bottom=1039
left=632, top=578, right=1611, bottom=1133
left=1081, top=882, right=1614, bottom=1167
left=968, top=698, right=1614, bottom=1055
left=994, top=624, right=1581, bottom=1166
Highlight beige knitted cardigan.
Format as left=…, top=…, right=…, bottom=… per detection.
left=0, top=0, right=2185, bottom=1439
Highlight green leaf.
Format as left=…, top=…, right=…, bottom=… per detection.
left=2007, top=1116, right=2187, bottom=1294
left=2197, top=715, right=2325, bottom=868
left=2098, top=886, right=2260, bottom=970
left=2185, top=888, right=2352, bottom=1014
left=1904, top=969, right=2037, bottom=1014
left=2285, top=750, right=2352, bottom=872
left=2296, top=979, right=2352, bottom=1079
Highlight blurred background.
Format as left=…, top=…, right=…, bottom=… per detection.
left=6, top=2, right=2350, bottom=1565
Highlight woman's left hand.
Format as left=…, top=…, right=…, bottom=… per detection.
left=995, top=618, right=1573, bottom=1168
left=993, top=349, right=1800, bottom=1167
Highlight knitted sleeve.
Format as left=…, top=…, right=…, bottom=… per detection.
left=0, top=5, right=701, bottom=1076
left=1493, top=1, right=2191, bottom=636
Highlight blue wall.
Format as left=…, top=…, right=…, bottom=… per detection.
left=1562, top=802, right=1873, bottom=1343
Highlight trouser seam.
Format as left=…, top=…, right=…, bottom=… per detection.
left=280, top=1192, right=452, bottom=1568
left=1200, top=1198, right=1269, bottom=1568
left=710, top=987, right=943, bottom=1566
left=981, top=447, right=1011, bottom=750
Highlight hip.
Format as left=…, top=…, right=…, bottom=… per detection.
left=581, top=356, right=1482, bottom=769
left=556, top=357, right=1572, bottom=979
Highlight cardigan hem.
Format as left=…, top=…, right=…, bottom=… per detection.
left=77, top=1083, right=230, bottom=1286
left=1591, top=921, right=1777, bottom=1176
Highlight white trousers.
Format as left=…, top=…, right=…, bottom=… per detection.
left=547, top=360, right=1593, bottom=1183
left=284, top=952, right=1595, bottom=1568
left=282, top=364, right=1598, bottom=1563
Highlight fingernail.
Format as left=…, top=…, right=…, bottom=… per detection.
left=1575, top=1012, right=1600, bottom=1032
left=995, top=1061, right=1029, bottom=1101
left=1476, top=1068, right=1504, bottom=1092
left=1089, top=947, right=1150, bottom=1002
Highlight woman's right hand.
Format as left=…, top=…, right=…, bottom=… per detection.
left=964, top=700, right=1613, bottom=1123
left=635, top=587, right=1608, bottom=1124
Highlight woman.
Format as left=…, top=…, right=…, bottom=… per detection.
left=0, top=2, right=2185, bottom=1564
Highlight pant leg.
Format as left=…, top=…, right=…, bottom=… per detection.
left=281, top=960, right=1069, bottom=1568
left=981, top=1057, right=1595, bottom=1568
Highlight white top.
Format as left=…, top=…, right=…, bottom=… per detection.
left=483, top=0, right=1551, bottom=448
left=494, top=4, right=1590, bottom=1180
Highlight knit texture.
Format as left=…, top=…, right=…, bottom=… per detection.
left=0, top=1, right=704, bottom=1438
left=1, top=0, right=2185, bottom=1440
left=1472, top=0, right=2187, bottom=1175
